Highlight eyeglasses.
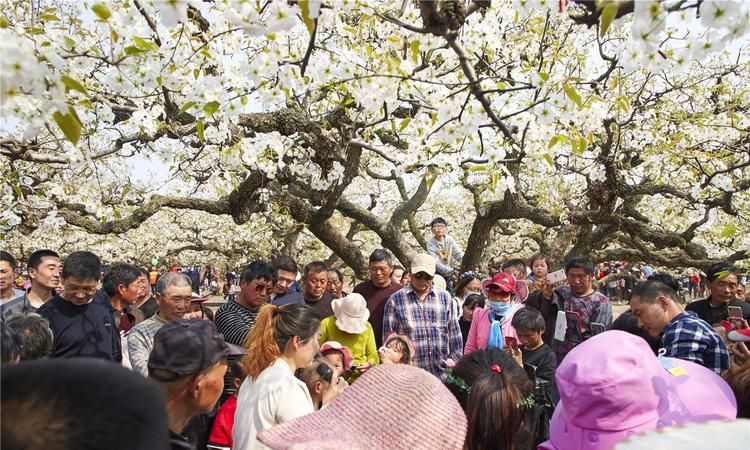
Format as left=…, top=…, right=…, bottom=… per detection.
left=413, top=272, right=433, bottom=281
left=315, top=362, right=333, bottom=383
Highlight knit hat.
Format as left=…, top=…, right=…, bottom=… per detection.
left=332, top=293, right=370, bottom=334
left=481, top=272, right=516, bottom=295
left=257, top=364, right=467, bottom=450
left=538, top=331, right=737, bottom=450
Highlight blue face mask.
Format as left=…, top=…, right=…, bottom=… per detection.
left=488, top=300, right=512, bottom=316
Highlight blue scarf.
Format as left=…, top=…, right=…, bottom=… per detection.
left=487, top=301, right=511, bottom=350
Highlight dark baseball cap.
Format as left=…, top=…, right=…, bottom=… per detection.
left=148, top=319, right=246, bottom=381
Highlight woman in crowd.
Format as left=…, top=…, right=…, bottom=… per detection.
left=465, top=272, right=523, bottom=354
left=459, top=294, right=485, bottom=345
left=233, top=303, right=328, bottom=450
left=453, top=272, right=483, bottom=314
left=319, top=293, right=378, bottom=380
left=445, top=348, right=535, bottom=450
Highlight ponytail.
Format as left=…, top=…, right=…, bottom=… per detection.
left=242, top=303, right=320, bottom=380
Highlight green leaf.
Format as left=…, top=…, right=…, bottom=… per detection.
left=599, top=2, right=619, bottom=37
left=399, top=117, right=411, bottom=132
left=39, top=13, right=60, bottom=21
left=61, top=75, right=88, bottom=95
left=124, top=46, right=147, bottom=56
left=91, top=3, right=112, bottom=20
left=196, top=120, right=205, bottom=142
left=299, top=0, right=316, bottom=34
left=409, top=39, right=420, bottom=64
left=63, top=36, right=76, bottom=49
left=0, top=16, right=9, bottom=28
left=203, top=101, right=220, bottom=117
left=133, top=37, right=159, bottom=52
left=53, top=108, right=82, bottom=145
left=179, top=101, right=196, bottom=115
left=721, top=224, right=736, bottom=238
left=538, top=72, right=550, bottom=82
left=544, top=153, right=554, bottom=167
left=564, top=84, right=583, bottom=108
left=548, top=135, right=560, bottom=149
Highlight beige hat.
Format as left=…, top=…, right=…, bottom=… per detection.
left=332, top=293, right=370, bottom=334
left=410, top=253, right=436, bottom=277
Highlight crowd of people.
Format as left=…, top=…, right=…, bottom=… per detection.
left=1, top=216, right=749, bottom=449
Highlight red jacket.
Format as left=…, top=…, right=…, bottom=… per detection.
left=208, top=394, right=237, bottom=449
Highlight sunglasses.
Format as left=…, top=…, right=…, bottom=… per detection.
left=252, top=283, right=273, bottom=294
left=315, top=362, right=333, bottom=383
left=413, top=272, right=434, bottom=281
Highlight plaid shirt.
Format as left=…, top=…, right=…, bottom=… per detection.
left=383, top=285, right=463, bottom=376
left=661, top=311, right=730, bottom=374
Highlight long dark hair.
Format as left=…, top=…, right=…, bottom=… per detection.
left=455, top=273, right=482, bottom=298
left=242, top=303, right=320, bottom=380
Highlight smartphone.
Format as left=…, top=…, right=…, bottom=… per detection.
left=728, top=306, right=743, bottom=319
left=590, top=322, right=606, bottom=336
left=505, top=336, right=518, bottom=350
left=565, top=311, right=584, bottom=344
left=547, top=269, right=567, bottom=284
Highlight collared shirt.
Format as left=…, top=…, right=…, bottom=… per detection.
left=215, top=300, right=260, bottom=346
left=0, top=292, right=33, bottom=321
left=661, top=311, right=730, bottom=375
left=382, top=284, right=463, bottom=376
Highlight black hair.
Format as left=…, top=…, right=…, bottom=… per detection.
left=27, top=249, right=60, bottom=270
left=448, top=349, right=533, bottom=450
left=6, top=313, right=54, bottom=360
left=368, top=249, right=393, bottom=266
left=463, top=294, right=486, bottom=310
left=510, top=307, right=545, bottom=332
left=647, top=273, right=681, bottom=292
left=303, top=261, right=328, bottom=278
left=328, top=268, right=343, bottom=283
left=271, top=255, right=298, bottom=274
left=0, top=251, right=17, bottom=270
left=240, top=260, right=276, bottom=284
left=61, top=251, right=101, bottom=281
left=1, top=322, right=21, bottom=364
left=1, top=358, right=169, bottom=450
left=138, top=267, right=149, bottom=276
left=632, top=276, right=680, bottom=303
left=243, top=303, right=321, bottom=380
left=393, top=265, right=405, bottom=272
left=564, top=256, right=595, bottom=275
left=455, top=273, right=483, bottom=298
left=502, top=258, right=527, bottom=272
left=430, top=217, right=448, bottom=227
left=529, top=254, right=549, bottom=268
left=706, top=262, right=738, bottom=283
left=102, top=263, right=142, bottom=297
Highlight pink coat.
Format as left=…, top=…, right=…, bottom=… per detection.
left=464, top=304, right=523, bottom=354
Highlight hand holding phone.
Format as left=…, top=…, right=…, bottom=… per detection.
left=547, top=269, right=567, bottom=284
left=505, top=336, right=518, bottom=350
left=728, top=306, right=743, bottom=319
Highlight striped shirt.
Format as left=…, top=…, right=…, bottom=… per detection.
left=215, top=300, right=260, bottom=346
left=383, top=285, right=463, bottom=377
left=661, top=311, right=730, bottom=375
left=127, top=314, right=168, bottom=376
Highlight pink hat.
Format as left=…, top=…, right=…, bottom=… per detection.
left=319, top=341, right=354, bottom=371
left=482, top=272, right=516, bottom=295
left=257, top=364, right=467, bottom=450
left=383, top=332, right=416, bottom=359
left=332, top=293, right=370, bottom=334
left=538, top=331, right=737, bottom=450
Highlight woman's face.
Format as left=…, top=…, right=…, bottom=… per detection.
left=462, top=303, right=477, bottom=321
left=462, top=278, right=482, bottom=297
left=294, top=327, right=321, bottom=369
left=532, top=259, right=548, bottom=278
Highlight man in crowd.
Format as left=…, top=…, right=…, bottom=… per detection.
left=103, top=263, right=145, bottom=337
left=301, top=261, right=335, bottom=319
left=426, top=217, right=464, bottom=283
left=353, top=249, right=402, bottom=348
left=149, top=266, right=159, bottom=293
left=270, top=255, right=304, bottom=306
left=128, top=272, right=193, bottom=375
left=383, top=253, right=462, bottom=377
left=148, top=319, right=243, bottom=450
left=5, top=313, right=54, bottom=361
left=0, top=251, right=24, bottom=305
left=215, top=261, right=276, bottom=346
left=38, top=251, right=120, bottom=361
left=1, top=249, right=61, bottom=320
left=526, top=256, right=612, bottom=362
left=136, top=267, right=159, bottom=319
left=630, top=276, right=730, bottom=374
left=686, top=262, right=750, bottom=324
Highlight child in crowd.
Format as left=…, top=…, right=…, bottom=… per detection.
left=319, top=341, right=353, bottom=378
left=296, top=357, right=344, bottom=410
left=379, top=332, right=415, bottom=365
left=510, top=308, right=557, bottom=386
left=459, top=294, right=485, bottom=346
left=319, top=293, right=378, bottom=380
left=529, top=254, right=549, bottom=291
left=207, top=359, right=247, bottom=450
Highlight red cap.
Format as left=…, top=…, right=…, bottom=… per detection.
left=482, top=272, right=516, bottom=294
